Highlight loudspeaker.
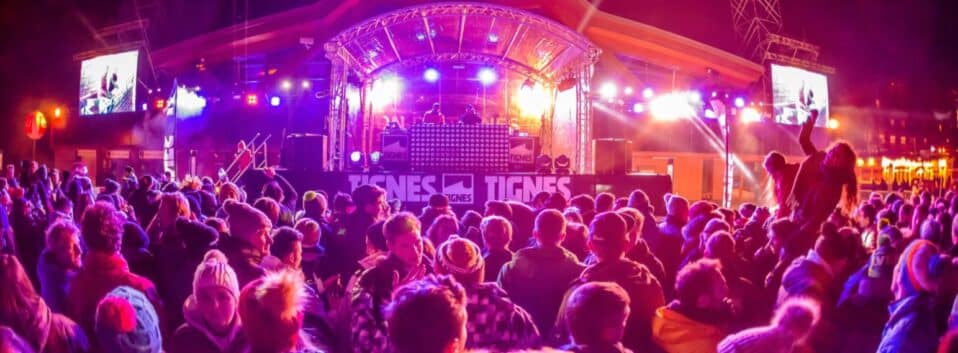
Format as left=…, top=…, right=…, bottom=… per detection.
left=594, top=138, right=632, bottom=175
left=282, top=134, right=327, bottom=171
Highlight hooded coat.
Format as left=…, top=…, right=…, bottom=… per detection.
left=497, top=245, right=585, bottom=338
left=651, top=305, right=725, bottom=353
left=169, top=296, right=248, bottom=353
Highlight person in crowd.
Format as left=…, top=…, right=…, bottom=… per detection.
left=66, top=202, right=163, bottom=346
left=558, top=211, right=665, bottom=352
left=627, top=190, right=662, bottom=246
left=351, top=212, right=430, bottom=353
left=49, top=197, right=74, bottom=225
left=296, top=191, right=329, bottom=226
left=0, top=325, right=36, bottom=353
left=656, top=194, right=689, bottom=284
left=237, top=167, right=297, bottom=210
left=560, top=282, right=632, bottom=353
left=433, top=237, right=539, bottom=350
left=386, top=275, right=467, bottom=353
left=270, top=227, right=304, bottom=271
left=239, top=270, right=320, bottom=353
left=459, top=210, right=484, bottom=248
left=145, top=192, right=191, bottom=246
left=480, top=215, right=515, bottom=283
left=717, top=297, right=821, bottom=353
left=833, top=233, right=898, bottom=353
left=121, top=221, right=156, bottom=282
left=652, top=258, right=731, bottom=353
left=263, top=182, right=295, bottom=227
left=0, top=254, right=90, bottom=353
left=763, top=151, right=799, bottom=219
left=498, top=209, right=584, bottom=337
left=426, top=214, right=459, bottom=251
left=461, top=104, right=482, bottom=124
left=618, top=208, right=669, bottom=295
left=562, top=222, right=590, bottom=262
left=129, top=176, right=160, bottom=229
left=877, top=240, right=949, bottom=353
left=94, top=286, right=162, bottom=353
left=506, top=201, right=537, bottom=251
left=296, top=218, right=326, bottom=282
left=569, top=194, right=597, bottom=226
left=705, top=231, right=761, bottom=329
left=531, top=191, right=551, bottom=212
left=253, top=197, right=282, bottom=227
left=218, top=199, right=273, bottom=287
left=38, top=220, right=83, bottom=313
left=485, top=200, right=514, bottom=219
left=170, top=250, right=248, bottom=353
left=10, top=189, right=46, bottom=289
left=420, top=194, right=452, bottom=232
left=788, top=109, right=859, bottom=252
left=328, top=184, right=386, bottom=282
left=159, top=217, right=220, bottom=329
left=564, top=207, right=584, bottom=225
left=594, top=192, right=616, bottom=214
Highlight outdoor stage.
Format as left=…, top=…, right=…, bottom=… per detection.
left=280, top=171, right=672, bottom=215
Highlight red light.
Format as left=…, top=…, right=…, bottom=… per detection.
left=246, top=94, right=259, bottom=106
left=54, top=107, right=62, bottom=118
left=154, top=99, right=166, bottom=109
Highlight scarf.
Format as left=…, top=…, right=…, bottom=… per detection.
left=182, top=295, right=242, bottom=352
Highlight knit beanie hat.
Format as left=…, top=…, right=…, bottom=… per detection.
left=177, top=217, right=218, bottom=252
left=193, top=250, right=240, bottom=300
left=893, top=240, right=942, bottom=297
left=589, top=211, right=628, bottom=245
left=867, top=239, right=896, bottom=279
left=689, top=201, right=715, bottom=220
left=223, top=199, right=271, bottom=243
left=95, top=286, right=162, bottom=353
left=666, top=195, right=690, bottom=218
left=435, top=237, right=483, bottom=277
left=239, top=271, right=304, bottom=352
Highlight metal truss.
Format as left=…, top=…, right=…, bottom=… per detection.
left=729, top=0, right=783, bottom=60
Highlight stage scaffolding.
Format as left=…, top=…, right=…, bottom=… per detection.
left=323, top=2, right=600, bottom=173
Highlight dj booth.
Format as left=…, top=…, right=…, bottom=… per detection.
left=382, top=124, right=536, bottom=173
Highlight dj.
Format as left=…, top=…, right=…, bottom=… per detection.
left=461, top=104, right=482, bottom=125
left=423, top=102, right=445, bottom=124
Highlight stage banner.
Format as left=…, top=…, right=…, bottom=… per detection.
left=381, top=133, right=409, bottom=162
left=283, top=171, right=671, bottom=215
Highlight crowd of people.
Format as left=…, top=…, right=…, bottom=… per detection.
left=1, top=116, right=958, bottom=353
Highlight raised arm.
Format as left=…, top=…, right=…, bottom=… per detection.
left=799, top=109, right=819, bottom=156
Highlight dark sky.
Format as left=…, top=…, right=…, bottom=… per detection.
left=2, top=0, right=956, bottom=160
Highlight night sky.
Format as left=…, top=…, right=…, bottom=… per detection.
left=2, top=0, right=956, bottom=162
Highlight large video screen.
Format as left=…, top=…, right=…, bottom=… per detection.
left=771, top=64, right=828, bottom=126
left=79, top=50, right=138, bottom=115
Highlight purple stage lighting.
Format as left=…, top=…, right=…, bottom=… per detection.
left=423, top=68, right=440, bottom=82
left=734, top=97, right=746, bottom=108
left=270, top=96, right=281, bottom=107
left=478, top=68, right=497, bottom=86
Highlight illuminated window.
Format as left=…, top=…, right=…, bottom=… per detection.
left=879, top=134, right=886, bottom=144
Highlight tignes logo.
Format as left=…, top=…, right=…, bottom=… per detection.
left=442, top=174, right=474, bottom=204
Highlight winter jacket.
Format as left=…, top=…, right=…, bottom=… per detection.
left=497, top=245, right=584, bottom=337
left=876, top=294, right=941, bottom=353
left=65, top=251, right=163, bottom=347
left=301, top=244, right=326, bottom=283
left=327, top=212, right=376, bottom=281
left=482, top=248, right=513, bottom=284
left=37, top=251, right=76, bottom=314
left=350, top=255, right=432, bottom=353
left=625, top=239, right=669, bottom=296
left=651, top=305, right=725, bottom=353
left=717, top=326, right=798, bottom=353
left=169, top=296, right=248, bottom=353
left=655, top=216, right=686, bottom=285
left=464, top=283, right=540, bottom=350
left=557, top=258, right=666, bottom=353
left=128, top=188, right=160, bottom=229
left=217, top=235, right=267, bottom=289
left=0, top=296, right=90, bottom=353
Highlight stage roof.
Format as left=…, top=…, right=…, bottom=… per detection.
left=152, top=0, right=763, bottom=88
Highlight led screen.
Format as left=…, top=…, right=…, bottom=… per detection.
left=79, top=50, right=138, bottom=115
left=771, top=64, right=828, bottom=126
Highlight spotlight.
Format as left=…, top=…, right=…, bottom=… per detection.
left=688, top=91, right=702, bottom=103
left=650, top=92, right=695, bottom=121
left=141, top=103, right=148, bottom=111
left=302, top=80, right=311, bottom=89
left=632, top=103, right=645, bottom=113
left=370, top=77, right=402, bottom=108
left=370, top=151, right=382, bottom=164
left=423, top=68, right=440, bottom=83
left=867, top=157, right=876, bottom=167
left=739, top=107, right=761, bottom=124
left=856, top=158, right=865, bottom=167
left=734, top=97, right=746, bottom=108
left=624, top=86, right=634, bottom=95
left=599, top=82, right=617, bottom=100
left=245, top=94, right=259, bottom=106
left=554, top=155, right=571, bottom=175
left=827, top=118, right=839, bottom=130
left=54, top=107, right=62, bottom=118
left=270, top=96, right=281, bottom=107
left=488, top=33, right=499, bottom=43
left=281, top=80, right=292, bottom=90
left=536, top=154, right=553, bottom=174
left=154, top=98, right=166, bottom=109
left=642, top=88, right=655, bottom=99
left=478, top=68, right=497, bottom=86
left=350, top=151, right=363, bottom=163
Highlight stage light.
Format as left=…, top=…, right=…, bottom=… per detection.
left=931, top=146, right=936, bottom=153
left=856, top=158, right=865, bottom=167
left=827, top=118, right=839, bottom=130
left=170, top=86, right=207, bottom=118
left=302, top=80, right=311, bottom=89
left=624, top=86, right=634, bottom=95
left=370, top=151, right=382, bottom=164
left=734, top=97, right=746, bottom=108
left=488, top=33, right=500, bottom=43
left=518, top=80, right=548, bottom=116
left=53, top=107, right=62, bottom=118
left=868, top=157, right=876, bottom=167
left=281, top=80, right=292, bottom=90
left=141, top=103, right=148, bottom=111
left=599, top=82, right=617, bottom=100
left=688, top=91, right=702, bottom=103
left=246, top=94, right=259, bottom=106
left=370, top=77, right=401, bottom=109
left=154, top=98, right=166, bottom=110
left=478, top=68, right=497, bottom=86
left=349, top=151, right=363, bottom=163
left=740, top=107, right=761, bottom=124
left=270, top=96, right=281, bottom=107
left=632, top=103, right=645, bottom=113
left=416, top=32, right=426, bottom=41
left=423, top=68, right=440, bottom=82
left=642, top=88, right=655, bottom=99
left=650, top=92, right=695, bottom=121
left=554, top=155, right=571, bottom=175
left=536, top=154, right=553, bottom=174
